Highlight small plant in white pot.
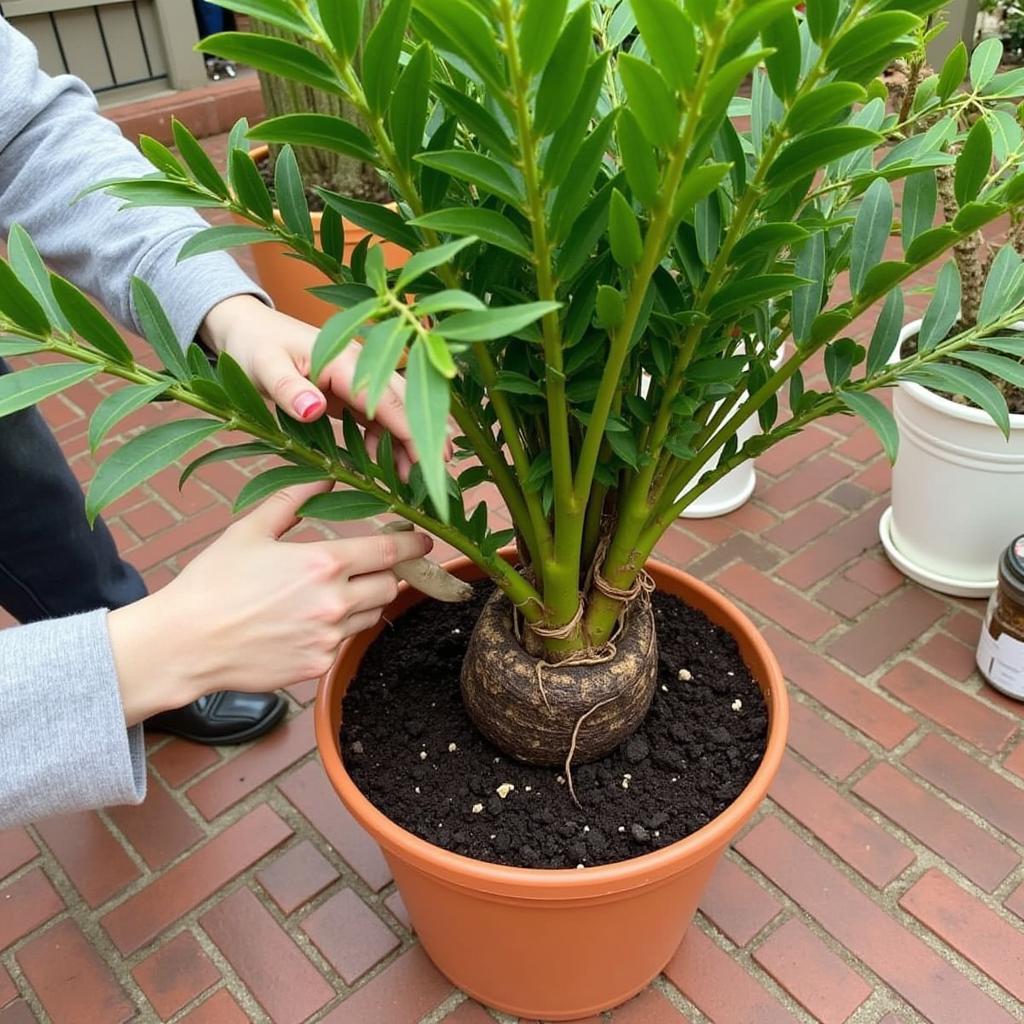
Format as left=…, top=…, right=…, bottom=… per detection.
left=880, top=36, right=1024, bottom=596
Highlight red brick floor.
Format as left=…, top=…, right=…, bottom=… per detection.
left=2, top=135, right=1024, bottom=1024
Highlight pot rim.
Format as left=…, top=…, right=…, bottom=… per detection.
left=314, top=554, right=788, bottom=898
left=893, top=318, right=1024, bottom=429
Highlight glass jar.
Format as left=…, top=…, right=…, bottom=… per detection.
left=976, top=535, right=1024, bottom=701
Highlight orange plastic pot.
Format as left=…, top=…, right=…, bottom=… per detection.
left=314, top=555, right=788, bottom=1020
left=241, top=146, right=408, bottom=327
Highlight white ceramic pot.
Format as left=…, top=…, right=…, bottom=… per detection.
left=880, top=319, right=1024, bottom=598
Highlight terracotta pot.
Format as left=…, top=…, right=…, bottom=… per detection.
left=314, top=554, right=789, bottom=1020
left=242, top=146, right=408, bottom=327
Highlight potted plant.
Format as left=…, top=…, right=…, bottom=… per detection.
left=6, top=0, right=1024, bottom=1018
left=878, top=35, right=1024, bottom=596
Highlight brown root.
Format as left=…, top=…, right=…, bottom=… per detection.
left=460, top=589, right=658, bottom=766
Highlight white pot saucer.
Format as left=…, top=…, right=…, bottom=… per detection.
left=878, top=507, right=996, bottom=599
left=681, top=471, right=757, bottom=519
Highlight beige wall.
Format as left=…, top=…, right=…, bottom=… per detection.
left=1, top=0, right=207, bottom=96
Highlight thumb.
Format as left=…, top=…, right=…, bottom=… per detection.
left=253, top=350, right=328, bottom=422
left=242, top=481, right=334, bottom=540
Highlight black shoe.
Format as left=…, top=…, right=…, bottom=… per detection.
left=146, top=691, right=287, bottom=746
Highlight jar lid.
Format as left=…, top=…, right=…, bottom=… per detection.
left=1000, top=535, right=1024, bottom=602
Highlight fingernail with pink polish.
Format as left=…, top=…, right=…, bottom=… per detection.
left=294, top=391, right=323, bottom=420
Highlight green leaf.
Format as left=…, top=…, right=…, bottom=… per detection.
left=139, top=135, right=187, bottom=178
left=617, top=108, right=659, bottom=208
left=618, top=53, right=678, bottom=151
left=519, top=0, right=568, bottom=75
left=414, top=289, right=485, bottom=315
left=211, top=1, right=311, bottom=36
left=273, top=145, right=313, bottom=243
left=319, top=0, right=365, bottom=60
left=234, top=465, right=331, bottom=513
left=838, top=391, right=899, bottom=462
left=732, top=223, right=809, bottom=263
left=765, top=127, right=883, bottom=191
left=632, top=0, right=695, bottom=92
left=918, top=261, right=961, bottom=352
left=792, top=231, right=825, bottom=347
left=606, top=427, right=639, bottom=469
left=178, top=225, right=278, bottom=260
left=217, top=351, right=279, bottom=432
left=905, top=226, right=960, bottom=265
left=937, top=41, right=968, bottom=101
left=299, top=489, right=391, bottom=521
left=86, top=419, right=221, bottom=523
left=101, top=180, right=224, bottom=209
left=439, top=301, right=560, bottom=341
left=363, top=0, right=411, bottom=114
left=354, top=319, right=413, bottom=415
left=493, top=370, right=544, bottom=396
left=850, top=178, right=893, bottom=295
left=609, top=189, right=644, bottom=268
left=396, top=238, right=477, bottom=291
left=901, top=171, right=937, bottom=248
left=7, top=225, right=69, bottom=332
left=708, top=275, right=812, bottom=320
left=414, top=150, right=522, bottom=206
left=826, top=12, right=922, bottom=75
left=785, top=83, right=867, bottom=134
left=861, top=261, right=912, bottom=300
left=535, top=3, right=593, bottom=137
left=432, top=84, right=515, bottom=160
left=405, top=340, right=450, bottom=516
left=229, top=148, right=274, bottom=223
left=549, top=112, right=617, bottom=240
left=957, top=350, right=1024, bottom=390
left=50, top=276, right=134, bottom=363
left=907, top=364, right=1010, bottom=436
left=971, top=37, right=1003, bottom=91
left=410, top=208, right=530, bottom=258
left=0, top=363, right=101, bottom=419
left=543, top=53, right=610, bottom=187
left=321, top=206, right=344, bottom=262
left=89, top=382, right=170, bottom=453
left=955, top=118, right=993, bottom=207
left=0, top=260, right=50, bottom=336
left=805, top=0, right=838, bottom=44
left=200, top=32, right=342, bottom=94
left=179, top=441, right=279, bottom=489
left=866, top=287, right=904, bottom=376
left=172, top=118, right=228, bottom=198
left=0, top=338, right=43, bottom=357
left=311, top=297, right=380, bottom=379
left=979, top=244, right=1023, bottom=327
left=389, top=42, right=432, bottom=168
left=976, top=336, right=1024, bottom=356
left=673, top=162, right=731, bottom=219
left=825, top=338, right=865, bottom=387
left=248, top=113, right=376, bottom=164
left=423, top=331, right=457, bottom=378
left=596, top=285, right=626, bottom=329
left=318, top=191, right=420, bottom=250
left=412, top=0, right=503, bottom=92
left=131, top=278, right=189, bottom=380
left=762, top=8, right=800, bottom=102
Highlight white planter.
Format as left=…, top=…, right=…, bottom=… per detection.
left=880, top=319, right=1024, bottom=598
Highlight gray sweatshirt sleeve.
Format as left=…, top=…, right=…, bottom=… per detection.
left=0, top=15, right=269, bottom=345
left=0, top=610, right=146, bottom=829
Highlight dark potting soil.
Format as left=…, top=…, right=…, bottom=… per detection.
left=255, top=154, right=391, bottom=211
left=341, top=585, right=768, bottom=869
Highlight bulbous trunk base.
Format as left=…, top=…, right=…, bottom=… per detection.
left=460, top=590, right=658, bottom=766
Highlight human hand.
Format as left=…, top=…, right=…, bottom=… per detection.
left=107, top=482, right=431, bottom=724
left=199, top=295, right=426, bottom=479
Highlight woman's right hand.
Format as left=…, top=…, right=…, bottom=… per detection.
left=108, top=482, right=432, bottom=725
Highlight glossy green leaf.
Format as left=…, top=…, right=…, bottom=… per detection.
left=432, top=84, right=515, bottom=160
left=672, top=162, right=731, bottom=219
left=937, top=41, right=968, bottom=101
left=438, top=301, right=560, bottom=341
left=412, top=0, right=503, bottom=92
left=200, top=32, right=342, bottom=94
left=609, top=189, right=644, bottom=268
left=901, top=171, right=937, bottom=248
left=218, top=351, right=279, bottom=432
left=410, top=208, right=530, bottom=258
left=732, top=223, right=809, bottom=263
left=354, top=319, right=414, bottom=415
left=850, top=177, right=893, bottom=295
left=7, top=225, right=69, bottom=332
left=178, top=441, right=280, bottom=489
left=86, top=419, right=221, bottom=522
left=318, top=191, right=420, bottom=250
left=396, top=238, right=477, bottom=291
left=361, top=0, right=411, bottom=113
left=971, top=37, right=1003, bottom=91
left=954, top=118, right=993, bottom=207
left=785, top=83, right=866, bottom=134
left=423, top=331, right=457, bottom=378
left=102, top=181, right=224, bottom=209
left=904, top=226, right=960, bottom=265
left=957, top=350, right=1024, bottom=390
left=792, top=231, right=825, bottom=347
left=311, top=297, right=380, bottom=379
left=632, top=0, right=695, bottom=92
left=89, top=382, right=170, bottom=453
left=211, top=1, right=311, bottom=36
left=979, top=244, right=1023, bottom=326
left=535, top=3, right=593, bottom=137
left=50, top=276, right=133, bottom=363
left=0, top=260, right=50, bottom=336
left=765, top=127, right=882, bottom=190
left=543, top=53, right=610, bottom=187
left=131, top=278, right=189, bottom=380
left=918, top=261, right=961, bottom=352
left=907, top=364, right=1010, bottom=437
left=178, top=225, right=278, bottom=260
left=519, top=0, right=568, bottom=75
left=414, top=289, right=485, bottom=315
left=866, top=286, right=904, bottom=375
left=826, top=12, right=921, bottom=75
left=838, top=391, right=899, bottom=462
left=389, top=43, right=432, bottom=167
left=805, top=0, right=838, bottom=44
left=617, top=108, right=659, bottom=208
left=273, top=146, right=313, bottom=242
left=319, top=0, right=365, bottom=61
left=139, top=135, right=186, bottom=178
left=550, top=112, right=617, bottom=239
left=596, top=285, right=626, bottom=329
left=234, top=465, right=332, bottom=513
left=248, top=114, right=376, bottom=164
left=172, top=118, right=228, bottom=198
left=618, top=53, right=679, bottom=151
left=762, top=8, right=800, bottom=101
left=708, top=275, right=812, bottom=320
left=0, top=364, right=101, bottom=419
left=0, top=338, right=42, bottom=357
left=405, top=340, right=450, bottom=516
left=414, top=150, right=522, bottom=206
left=229, top=147, right=274, bottom=223
left=299, top=489, right=391, bottom=521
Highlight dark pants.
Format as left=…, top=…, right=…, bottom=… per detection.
left=192, top=1, right=234, bottom=38
left=0, top=360, right=145, bottom=625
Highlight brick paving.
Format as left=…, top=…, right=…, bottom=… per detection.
left=2, top=133, right=1024, bottom=1024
